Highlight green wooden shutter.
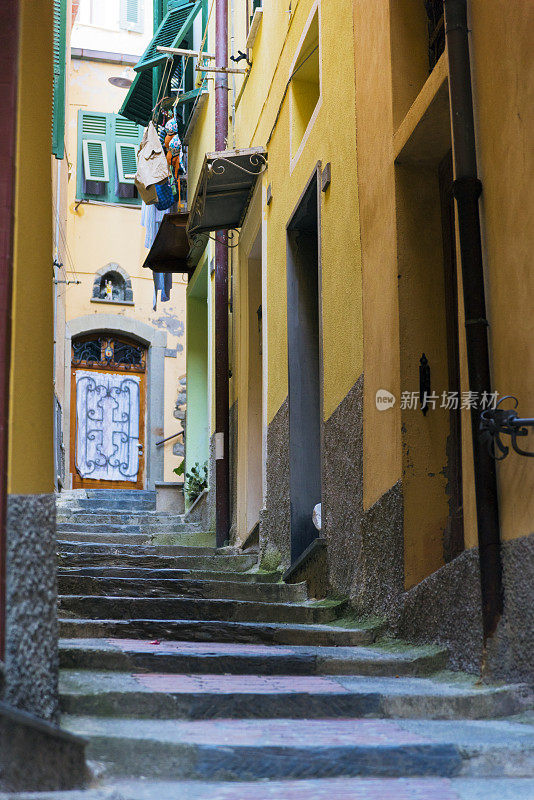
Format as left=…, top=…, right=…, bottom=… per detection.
left=77, top=111, right=111, bottom=201
left=116, top=143, right=138, bottom=183
left=52, top=0, right=67, bottom=158
left=113, top=115, right=144, bottom=204
left=135, top=2, right=201, bottom=71
left=120, top=0, right=144, bottom=32
left=119, top=69, right=155, bottom=126
left=114, top=116, right=143, bottom=185
left=82, top=141, right=109, bottom=181
left=120, top=1, right=201, bottom=125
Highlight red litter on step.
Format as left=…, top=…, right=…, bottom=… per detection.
left=150, top=640, right=160, bottom=645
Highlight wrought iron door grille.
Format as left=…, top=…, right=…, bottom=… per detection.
left=424, top=0, right=445, bottom=72
left=72, top=336, right=146, bottom=372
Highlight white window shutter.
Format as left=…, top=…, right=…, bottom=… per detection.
left=120, top=0, right=144, bottom=32
left=82, top=139, right=110, bottom=181
left=116, top=143, right=138, bottom=183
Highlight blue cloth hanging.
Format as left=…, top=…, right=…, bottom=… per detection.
left=153, top=271, right=173, bottom=311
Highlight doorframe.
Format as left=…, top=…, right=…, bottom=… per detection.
left=64, top=315, right=167, bottom=490
left=285, top=162, right=325, bottom=564
left=236, top=181, right=263, bottom=542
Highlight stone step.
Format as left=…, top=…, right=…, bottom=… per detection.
left=57, top=522, right=200, bottom=534
left=59, top=669, right=532, bottom=721
left=58, top=575, right=308, bottom=603
left=58, top=637, right=447, bottom=676
left=84, top=489, right=157, bottom=499
left=57, top=552, right=258, bottom=571
left=75, top=499, right=157, bottom=511
left=57, top=533, right=163, bottom=546
left=57, top=566, right=282, bottom=583
left=57, top=542, right=217, bottom=557
left=58, top=533, right=215, bottom=549
left=57, top=512, right=187, bottom=524
left=57, top=595, right=346, bottom=625
left=57, top=522, right=144, bottom=534
left=60, top=715, right=534, bottom=780
left=4, top=777, right=534, bottom=800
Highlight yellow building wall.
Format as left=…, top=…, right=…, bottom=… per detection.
left=235, top=0, right=363, bottom=425
left=9, top=0, right=55, bottom=495
left=470, top=1, right=534, bottom=544
left=65, top=56, right=187, bottom=483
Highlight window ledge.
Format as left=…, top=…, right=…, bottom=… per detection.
left=75, top=198, right=141, bottom=210
left=393, top=51, right=449, bottom=166
left=91, top=298, right=135, bottom=306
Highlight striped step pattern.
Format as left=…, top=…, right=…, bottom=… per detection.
left=52, top=488, right=533, bottom=796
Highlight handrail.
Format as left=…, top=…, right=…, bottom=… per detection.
left=155, top=431, right=183, bottom=447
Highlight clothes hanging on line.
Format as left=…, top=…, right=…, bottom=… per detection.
left=141, top=201, right=173, bottom=310
left=152, top=271, right=173, bottom=311
left=141, top=201, right=168, bottom=249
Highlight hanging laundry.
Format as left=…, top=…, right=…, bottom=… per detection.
left=135, top=122, right=169, bottom=204
left=140, top=201, right=173, bottom=309
left=140, top=201, right=168, bottom=249
left=152, top=271, right=173, bottom=311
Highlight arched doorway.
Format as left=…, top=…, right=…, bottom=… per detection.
left=70, top=333, right=147, bottom=490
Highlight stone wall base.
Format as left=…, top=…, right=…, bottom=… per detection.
left=5, top=494, right=59, bottom=721
left=391, top=534, right=533, bottom=682
left=260, top=397, right=291, bottom=569
left=0, top=701, right=86, bottom=792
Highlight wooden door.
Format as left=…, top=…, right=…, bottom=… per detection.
left=70, top=335, right=147, bottom=490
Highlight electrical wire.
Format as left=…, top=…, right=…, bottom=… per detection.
left=52, top=203, right=80, bottom=286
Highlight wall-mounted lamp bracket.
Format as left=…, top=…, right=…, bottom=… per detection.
left=480, top=395, right=534, bottom=459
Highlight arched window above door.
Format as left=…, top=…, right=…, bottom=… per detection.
left=72, top=334, right=146, bottom=372
left=91, top=263, right=134, bottom=305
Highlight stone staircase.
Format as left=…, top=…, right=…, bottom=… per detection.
left=8, top=488, right=534, bottom=799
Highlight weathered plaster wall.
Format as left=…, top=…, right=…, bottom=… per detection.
left=5, top=495, right=58, bottom=722
left=260, top=398, right=291, bottom=569
left=394, top=533, right=534, bottom=684
left=469, top=1, right=534, bottom=545
left=9, top=0, right=55, bottom=495
left=65, top=55, right=187, bottom=485
left=322, top=376, right=363, bottom=598
left=236, top=0, right=363, bottom=428
left=70, top=0, right=152, bottom=55
left=352, top=0, right=402, bottom=515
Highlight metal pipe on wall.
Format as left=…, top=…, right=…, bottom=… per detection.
left=444, top=0, right=503, bottom=645
left=214, top=0, right=230, bottom=546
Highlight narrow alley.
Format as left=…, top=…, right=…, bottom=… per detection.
left=1, top=0, right=534, bottom=797
left=7, top=488, right=530, bottom=798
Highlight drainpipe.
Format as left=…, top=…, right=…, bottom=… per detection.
left=0, top=0, right=19, bottom=658
left=214, top=0, right=230, bottom=546
left=444, top=0, right=503, bottom=646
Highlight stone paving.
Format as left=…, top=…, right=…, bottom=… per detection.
left=4, top=778, right=534, bottom=800
left=22, top=489, right=532, bottom=798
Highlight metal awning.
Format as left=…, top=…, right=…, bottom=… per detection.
left=142, top=212, right=208, bottom=275
left=187, top=147, right=267, bottom=236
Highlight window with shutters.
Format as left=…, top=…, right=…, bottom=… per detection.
left=52, top=0, right=67, bottom=159
left=77, top=111, right=144, bottom=206
left=120, top=0, right=144, bottom=32
left=120, top=0, right=203, bottom=129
